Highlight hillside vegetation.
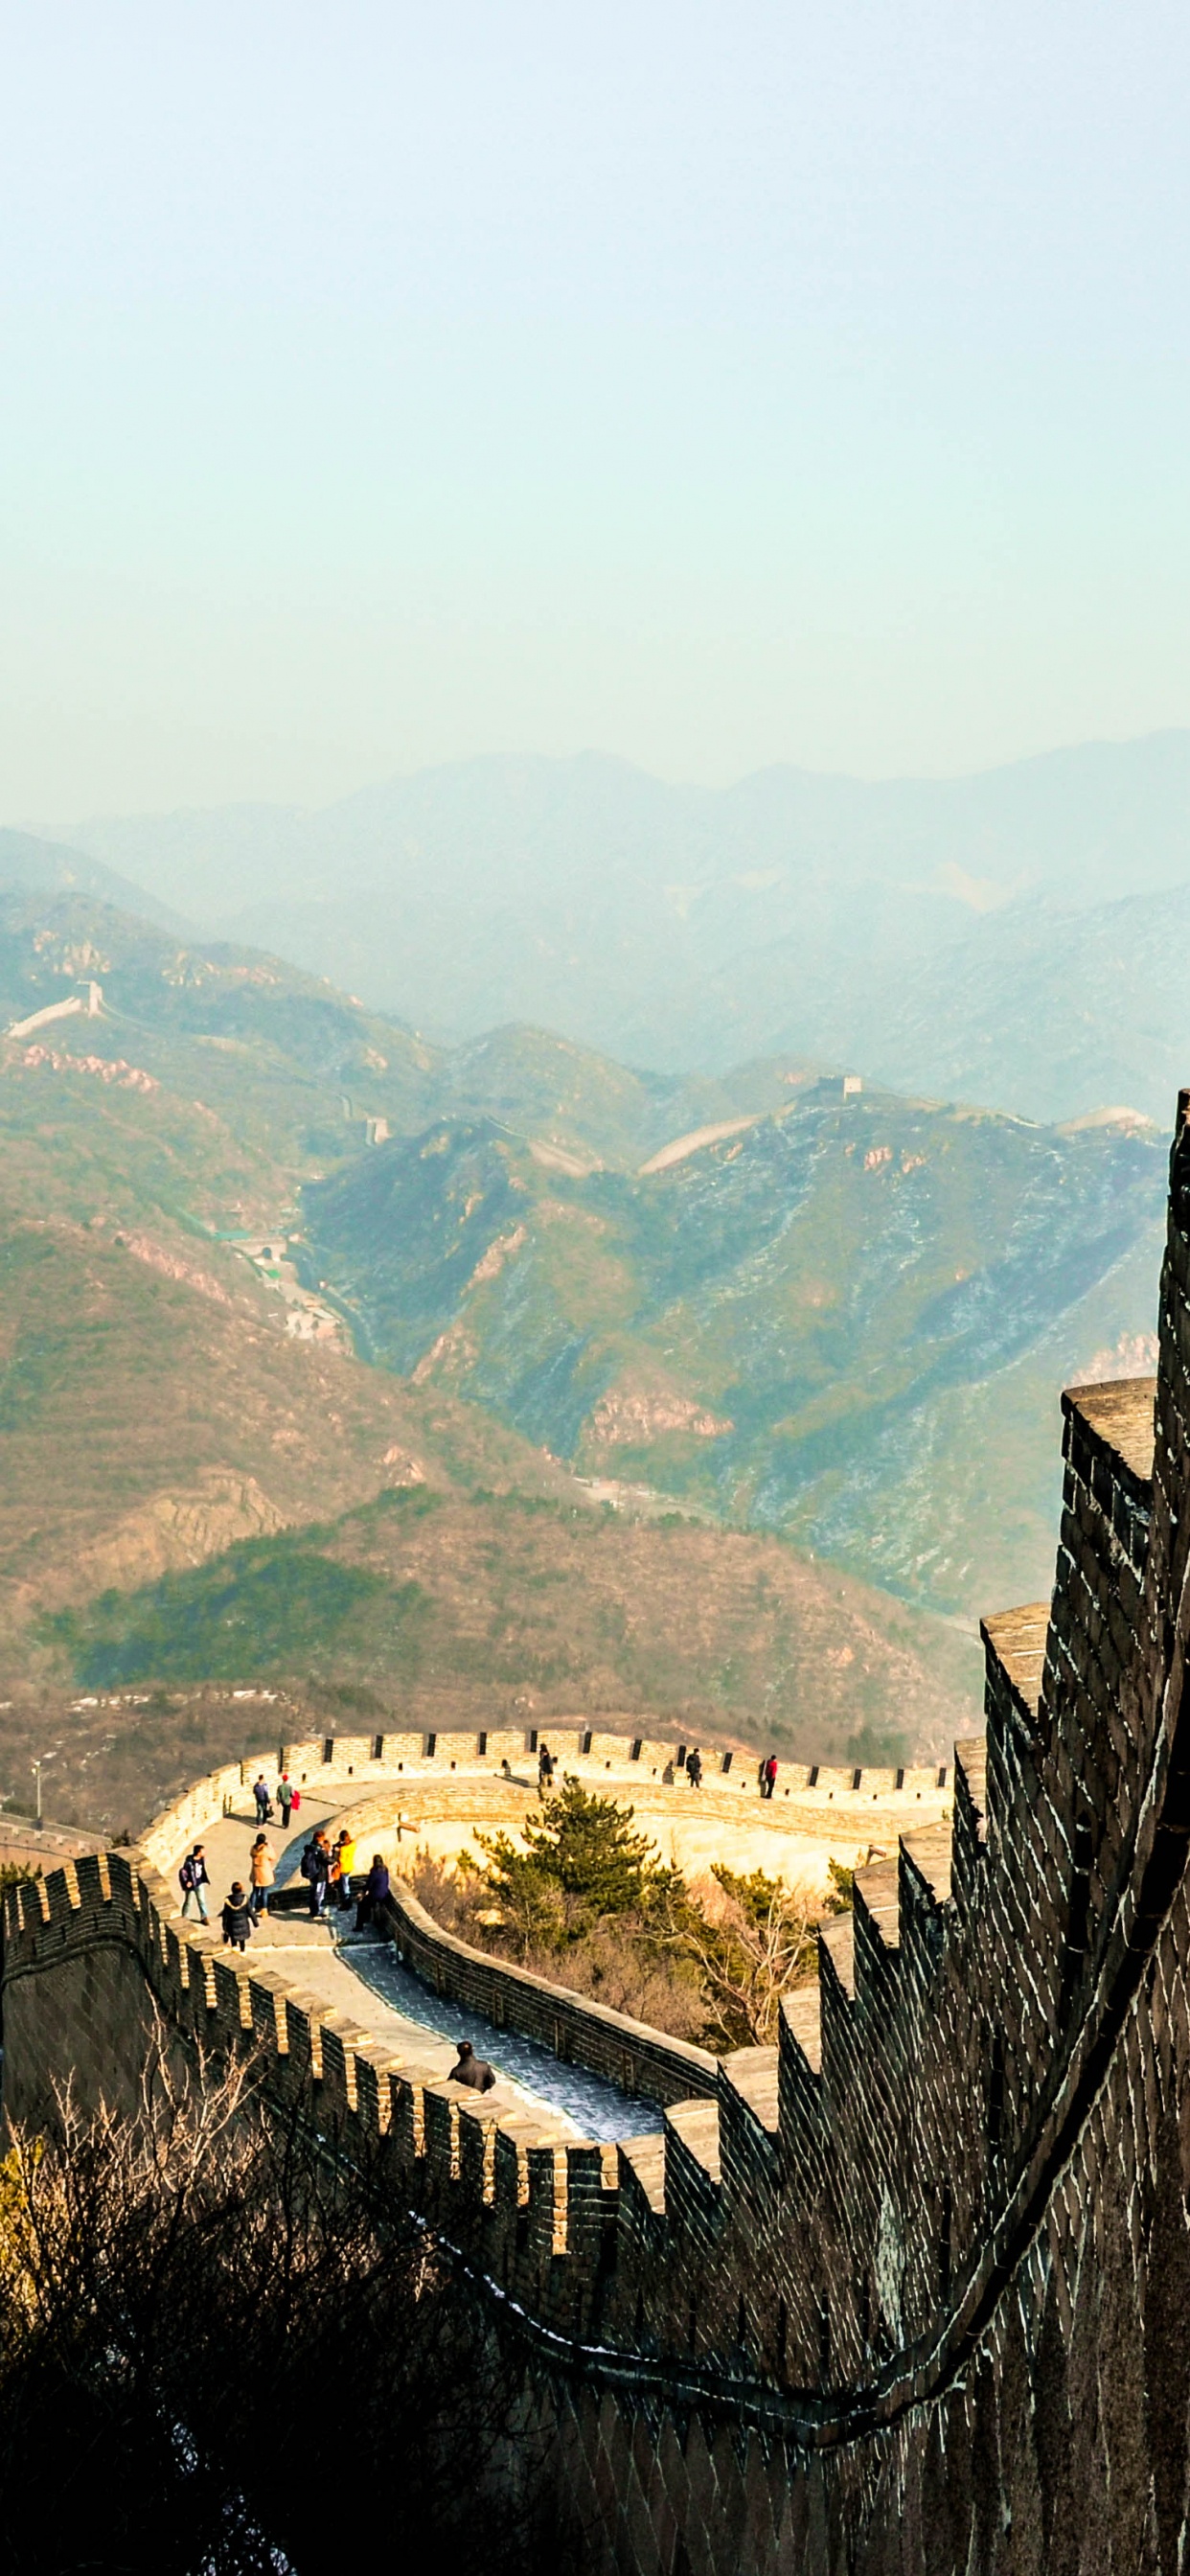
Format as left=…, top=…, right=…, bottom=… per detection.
left=305, top=1084, right=1164, bottom=1615
left=0, top=882, right=817, bottom=1181
left=0, top=1199, right=974, bottom=1827
left=39, top=1481, right=971, bottom=1761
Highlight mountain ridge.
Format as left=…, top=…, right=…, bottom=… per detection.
left=34, top=733, right=1190, bottom=1119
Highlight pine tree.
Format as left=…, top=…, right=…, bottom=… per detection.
left=476, top=1774, right=674, bottom=1941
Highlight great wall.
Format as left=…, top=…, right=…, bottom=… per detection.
left=8, top=1091, right=1190, bottom=2569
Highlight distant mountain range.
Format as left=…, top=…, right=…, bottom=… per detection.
left=0, top=874, right=987, bottom=1783
left=34, top=730, right=1190, bottom=1121
left=0, top=862, right=1165, bottom=1638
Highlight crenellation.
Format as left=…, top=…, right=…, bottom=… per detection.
left=493, top=2114, right=537, bottom=2216
left=245, top=1965, right=290, bottom=2053
left=388, top=2065, right=423, bottom=2163
left=280, top=1991, right=324, bottom=2080
left=319, top=2013, right=372, bottom=2116
left=422, top=2078, right=461, bottom=2185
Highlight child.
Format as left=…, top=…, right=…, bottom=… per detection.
left=221, top=1881, right=255, bottom=1951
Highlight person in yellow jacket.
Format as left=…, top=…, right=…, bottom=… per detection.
left=332, top=1829, right=357, bottom=1912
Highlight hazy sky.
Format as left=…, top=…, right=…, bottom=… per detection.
left=2, top=1, right=1189, bottom=816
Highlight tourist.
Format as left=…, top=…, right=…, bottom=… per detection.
left=334, top=1828, right=357, bottom=1910
left=763, top=1755, right=778, bottom=1801
left=179, top=1844, right=210, bottom=1923
left=249, top=1833, right=275, bottom=1918
left=276, top=1774, right=294, bottom=1828
left=302, top=1829, right=332, bottom=1918
left=686, top=1747, right=703, bottom=1789
left=221, top=1881, right=254, bottom=1951
left=355, top=1852, right=390, bottom=1933
left=538, top=1740, right=555, bottom=1797
left=253, top=1773, right=272, bottom=1824
left=448, top=2039, right=496, bottom=2092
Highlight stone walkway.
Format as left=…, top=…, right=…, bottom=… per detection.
left=173, top=1797, right=646, bottom=2139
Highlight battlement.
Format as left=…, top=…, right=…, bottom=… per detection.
left=8, top=1108, right=1190, bottom=2570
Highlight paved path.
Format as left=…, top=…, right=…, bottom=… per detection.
left=174, top=1799, right=648, bottom=2140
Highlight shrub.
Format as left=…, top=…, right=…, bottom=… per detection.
left=405, top=1782, right=822, bottom=2052
left=0, top=2036, right=563, bottom=2571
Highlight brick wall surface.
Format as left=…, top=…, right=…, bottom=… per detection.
left=10, top=1094, right=1190, bottom=2571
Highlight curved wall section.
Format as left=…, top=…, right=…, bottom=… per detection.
left=9, top=1095, right=1190, bottom=2572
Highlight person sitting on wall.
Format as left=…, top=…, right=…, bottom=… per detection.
left=448, top=2040, right=496, bottom=2092
left=686, top=1747, right=703, bottom=1789
left=355, top=1853, right=390, bottom=1933
left=221, top=1881, right=254, bottom=1951
left=178, top=1844, right=210, bottom=1924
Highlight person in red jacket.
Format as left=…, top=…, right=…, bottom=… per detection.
left=763, top=1754, right=778, bottom=1800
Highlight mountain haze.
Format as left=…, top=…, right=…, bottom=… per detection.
left=55, top=733, right=1190, bottom=1122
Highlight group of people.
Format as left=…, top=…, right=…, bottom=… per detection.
left=299, top=1825, right=358, bottom=1916
left=177, top=1813, right=394, bottom=1953
left=252, top=1772, right=301, bottom=1828
left=178, top=1798, right=503, bottom=2098
left=178, top=1835, right=278, bottom=1949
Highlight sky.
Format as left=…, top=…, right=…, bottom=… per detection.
left=2, top=0, right=1189, bottom=817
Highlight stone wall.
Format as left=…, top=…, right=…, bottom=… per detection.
left=10, top=1094, right=1190, bottom=2570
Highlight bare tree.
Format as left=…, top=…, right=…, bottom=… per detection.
left=0, top=2024, right=571, bottom=2573
left=658, top=1865, right=820, bottom=2048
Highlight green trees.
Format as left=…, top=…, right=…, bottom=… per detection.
left=475, top=1774, right=678, bottom=1951
left=440, top=1776, right=821, bottom=2049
